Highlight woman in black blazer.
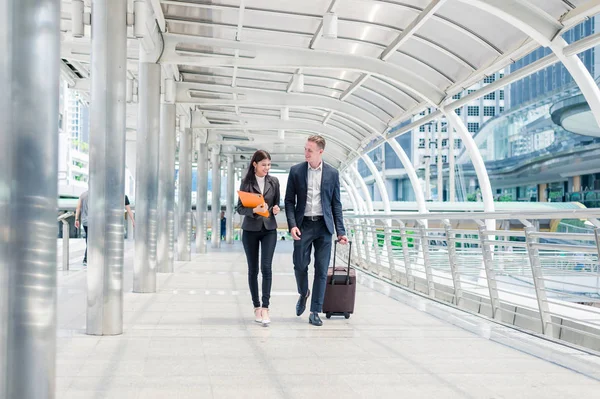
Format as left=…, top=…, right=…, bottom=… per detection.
left=236, top=150, right=280, bottom=326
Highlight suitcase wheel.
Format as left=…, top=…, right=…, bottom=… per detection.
left=325, top=312, right=332, bottom=319
left=344, top=312, right=350, bottom=319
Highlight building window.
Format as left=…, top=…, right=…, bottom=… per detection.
left=467, top=89, right=476, bottom=95
left=483, top=106, right=496, bottom=117
left=499, top=90, right=505, bottom=100
left=419, top=125, right=426, bottom=132
left=484, top=92, right=496, bottom=100
left=499, top=73, right=504, bottom=79
left=442, top=139, right=448, bottom=148
left=452, top=93, right=461, bottom=100
left=499, top=106, right=505, bottom=113
left=441, top=122, right=447, bottom=132
left=420, top=110, right=426, bottom=115
left=454, top=139, right=462, bottom=149
left=467, top=122, right=479, bottom=133
left=455, top=108, right=461, bottom=116
left=467, top=106, right=479, bottom=116
left=442, top=155, right=447, bottom=163
left=484, top=75, right=495, bottom=84
left=418, top=138, right=425, bottom=148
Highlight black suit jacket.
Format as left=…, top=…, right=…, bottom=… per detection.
left=284, top=162, right=346, bottom=237
left=236, top=174, right=280, bottom=231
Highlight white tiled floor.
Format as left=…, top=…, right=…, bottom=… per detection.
left=56, top=241, right=600, bottom=398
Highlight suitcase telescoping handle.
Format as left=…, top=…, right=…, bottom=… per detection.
left=332, top=239, right=352, bottom=284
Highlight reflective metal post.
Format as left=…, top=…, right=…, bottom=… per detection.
left=226, top=156, right=235, bottom=244
left=87, top=0, right=127, bottom=336
left=524, top=223, right=553, bottom=336
left=416, top=220, right=435, bottom=296
left=177, top=127, right=193, bottom=261
left=443, top=220, right=463, bottom=306
left=476, top=221, right=502, bottom=321
left=195, top=143, right=208, bottom=253
left=134, top=62, right=160, bottom=292
left=157, top=98, right=176, bottom=272
left=1, top=0, right=60, bottom=395
left=398, top=221, right=415, bottom=289
left=211, top=148, right=222, bottom=248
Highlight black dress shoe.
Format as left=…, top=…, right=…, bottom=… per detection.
left=296, top=289, right=310, bottom=316
left=309, top=312, right=323, bottom=326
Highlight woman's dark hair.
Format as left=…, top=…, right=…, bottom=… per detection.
left=243, top=150, right=271, bottom=184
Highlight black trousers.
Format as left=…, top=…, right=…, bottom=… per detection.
left=83, top=225, right=88, bottom=262
left=242, top=227, right=277, bottom=308
left=292, top=219, right=332, bottom=313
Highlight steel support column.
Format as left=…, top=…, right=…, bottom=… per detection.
left=177, top=128, right=193, bottom=261
left=226, top=156, right=235, bottom=244
left=361, top=155, right=393, bottom=278
left=134, top=62, right=160, bottom=292
left=387, top=139, right=428, bottom=213
left=211, top=148, right=222, bottom=248
left=196, top=143, right=209, bottom=253
left=443, top=110, right=495, bottom=230
left=157, top=101, right=176, bottom=272
left=87, top=0, right=127, bottom=336
left=1, top=0, right=60, bottom=395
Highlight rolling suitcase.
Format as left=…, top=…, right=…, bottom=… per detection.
left=323, top=240, right=355, bottom=319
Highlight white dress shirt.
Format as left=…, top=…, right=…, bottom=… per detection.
left=304, top=162, right=323, bottom=216
left=256, top=175, right=265, bottom=194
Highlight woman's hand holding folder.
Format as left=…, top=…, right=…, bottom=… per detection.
left=238, top=190, right=270, bottom=217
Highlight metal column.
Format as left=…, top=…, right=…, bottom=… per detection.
left=226, top=156, right=235, bottom=244
left=177, top=128, right=193, bottom=261
left=195, top=143, right=208, bottom=253
left=1, top=0, right=60, bottom=396
left=157, top=101, right=176, bottom=272
left=134, top=62, right=160, bottom=292
left=211, top=148, right=222, bottom=248
left=87, top=0, right=128, bottom=336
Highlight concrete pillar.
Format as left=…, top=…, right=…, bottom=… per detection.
left=1, top=0, right=60, bottom=396
left=157, top=101, right=176, bottom=272
left=195, top=143, right=208, bottom=253
left=177, top=127, right=193, bottom=261
left=211, top=148, right=222, bottom=248
left=134, top=62, right=160, bottom=292
left=226, top=156, right=235, bottom=244
left=87, top=0, right=127, bottom=336
left=538, top=183, right=548, bottom=202
left=573, top=175, right=582, bottom=192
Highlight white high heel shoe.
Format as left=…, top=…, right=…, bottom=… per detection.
left=254, top=308, right=262, bottom=323
left=261, top=308, right=271, bottom=326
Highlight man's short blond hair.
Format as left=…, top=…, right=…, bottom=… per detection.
left=307, top=135, right=326, bottom=150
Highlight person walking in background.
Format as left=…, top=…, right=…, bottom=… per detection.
left=125, top=194, right=135, bottom=228
left=220, top=210, right=226, bottom=240
left=75, top=190, right=135, bottom=266
left=285, top=135, right=348, bottom=327
left=237, top=150, right=281, bottom=326
left=74, top=189, right=89, bottom=266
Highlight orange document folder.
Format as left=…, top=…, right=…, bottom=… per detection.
left=238, top=190, right=269, bottom=217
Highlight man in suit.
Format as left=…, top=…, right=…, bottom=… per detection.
left=285, top=135, right=348, bottom=326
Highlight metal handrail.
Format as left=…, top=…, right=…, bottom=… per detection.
left=58, top=212, right=74, bottom=271
left=342, top=209, right=600, bottom=352
left=345, top=209, right=600, bottom=223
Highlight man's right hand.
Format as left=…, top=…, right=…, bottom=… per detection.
left=75, top=220, right=80, bottom=229
left=291, top=227, right=301, bottom=240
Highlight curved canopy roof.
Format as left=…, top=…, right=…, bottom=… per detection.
left=60, top=0, right=600, bottom=170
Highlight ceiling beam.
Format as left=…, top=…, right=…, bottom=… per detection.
left=380, top=0, right=447, bottom=61
left=161, top=33, right=443, bottom=104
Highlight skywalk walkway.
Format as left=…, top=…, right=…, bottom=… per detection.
left=55, top=241, right=600, bottom=398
